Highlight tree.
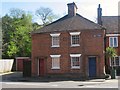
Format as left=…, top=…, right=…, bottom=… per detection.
left=2, top=9, right=33, bottom=58
left=106, top=47, right=117, bottom=68
left=35, top=7, right=58, bottom=26
left=32, top=22, right=42, bottom=31
left=106, top=47, right=117, bottom=79
left=2, top=15, right=14, bottom=58
left=9, top=8, right=25, bottom=19
left=8, top=13, right=33, bottom=57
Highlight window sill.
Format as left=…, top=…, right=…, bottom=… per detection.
left=51, top=45, right=60, bottom=48
left=71, top=44, right=80, bottom=47
left=110, top=65, right=120, bottom=67
left=71, top=67, right=80, bottom=69
left=109, top=46, right=118, bottom=48
left=51, top=68, right=60, bottom=70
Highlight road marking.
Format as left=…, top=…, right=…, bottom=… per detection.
left=4, top=82, right=49, bottom=86
left=3, top=82, right=59, bottom=88
left=4, top=82, right=59, bottom=87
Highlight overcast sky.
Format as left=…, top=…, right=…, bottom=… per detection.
left=1, top=0, right=119, bottom=23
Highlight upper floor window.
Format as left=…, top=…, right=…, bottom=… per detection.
left=50, top=55, right=61, bottom=69
left=109, top=37, right=118, bottom=47
left=50, top=33, right=60, bottom=47
left=70, top=32, right=80, bottom=47
left=70, top=54, right=81, bottom=69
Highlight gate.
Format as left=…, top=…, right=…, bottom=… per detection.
left=23, top=60, right=31, bottom=77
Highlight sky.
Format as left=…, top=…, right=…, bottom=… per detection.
left=1, top=0, right=120, bottom=24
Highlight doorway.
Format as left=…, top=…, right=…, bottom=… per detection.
left=88, top=57, right=96, bottom=78
left=38, top=59, right=45, bottom=76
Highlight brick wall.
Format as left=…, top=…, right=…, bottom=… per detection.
left=32, top=29, right=105, bottom=78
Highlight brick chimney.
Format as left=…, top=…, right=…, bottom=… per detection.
left=97, top=4, right=102, bottom=25
left=67, top=2, right=78, bottom=17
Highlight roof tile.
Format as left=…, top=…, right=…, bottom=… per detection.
left=32, top=14, right=104, bottom=34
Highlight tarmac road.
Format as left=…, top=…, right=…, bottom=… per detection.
left=1, top=79, right=118, bottom=88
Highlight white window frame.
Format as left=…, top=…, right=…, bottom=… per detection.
left=70, top=32, right=81, bottom=47
left=50, top=55, right=61, bottom=69
left=109, top=37, right=118, bottom=47
left=70, top=54, right=81, bottom=69
left=110, top=56, right=120, bottom=66
left=106, top=34, right=120, bottom=37
left=50, top=33, right=60, bottom=47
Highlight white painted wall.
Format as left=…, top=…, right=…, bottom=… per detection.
left=0, top=59, right=14, bottom=73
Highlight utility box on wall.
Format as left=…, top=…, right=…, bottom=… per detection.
left=16, top=57, right=30, bottom=71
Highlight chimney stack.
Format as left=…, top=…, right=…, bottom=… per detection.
left=97, top=4, right=102, bottom=25
left=67, top=2, right=78, bottom=17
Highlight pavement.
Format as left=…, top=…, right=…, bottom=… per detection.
left=0, top=72, right=107, bottom=82
left=0, top=71, right=119, bottom=82
left=0, top=72, right=22, bottom=82
left=0, top=72, right=119, bottom=88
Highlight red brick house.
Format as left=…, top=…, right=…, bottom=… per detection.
left=97, top=5, right=120, bottom=75
left=31, top=2, right=105, bottom=79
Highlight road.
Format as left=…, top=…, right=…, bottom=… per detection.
left=0, top=79, right=118, bottom=88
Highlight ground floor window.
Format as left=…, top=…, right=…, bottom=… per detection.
left=50, top=55, right=61, bottom=69
left=110, top=56, right=120, bottom=66
left=70, top=54, right=81, bottom=69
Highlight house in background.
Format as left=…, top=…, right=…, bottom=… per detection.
left=97, top=4, right=120, bottom=75
left=31, top=2, right=106, bottom=79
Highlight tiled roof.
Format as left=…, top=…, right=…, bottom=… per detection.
left=32, top=14, right=104, bottom=34
left=102, top=16, right=120, bottom=34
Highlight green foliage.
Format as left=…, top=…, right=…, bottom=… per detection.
left=7, top=41, right=18, bottom=57
left=2, top=10, right=33, bottom=58
left=2, top=7, right=58, bottom=58
left=106, top=47, right=117, bottom=58
left=32, top=22, right=42, bottom=31
left=106, top=47, right=117, bottom=69
left=2, top=15, right=14, bottom=58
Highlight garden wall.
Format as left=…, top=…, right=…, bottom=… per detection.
left=0, top=59, right=14, bottom=73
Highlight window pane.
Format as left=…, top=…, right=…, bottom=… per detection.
left=52, top=36, right=59, bottom=46
left=52, top=57, right=60, bottom=69
left=114, top=37, right=118, bottom=47
left=72, top=35, right=79, bottom=45
left=110, top=38, right=113, bottom=47
left=71, top=57, right=80, bottom=67
left=109, top=37, right=118, bottom=47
